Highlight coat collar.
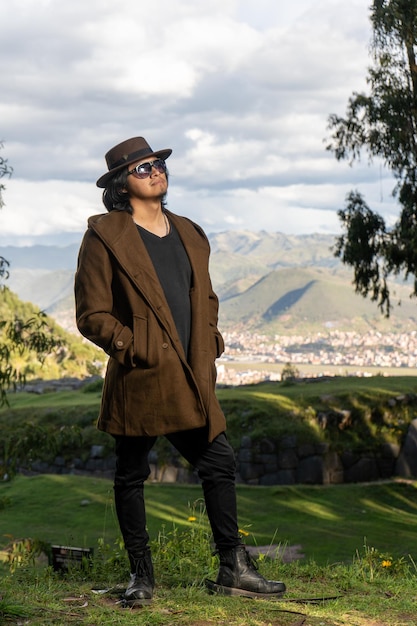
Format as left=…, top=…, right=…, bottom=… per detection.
left=87, top=209, right=207, bottom=269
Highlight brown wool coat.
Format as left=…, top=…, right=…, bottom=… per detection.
left=74, top=209, right=226, bottom=442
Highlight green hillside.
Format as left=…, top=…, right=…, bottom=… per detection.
left=219, top=266, right=417, bottom=334
left=0, top=286, right=106, bottom=381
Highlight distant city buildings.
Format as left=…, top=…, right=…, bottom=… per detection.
left=216, top=329, right=417, bottom=385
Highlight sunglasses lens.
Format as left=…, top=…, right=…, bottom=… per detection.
left=153, top=159, right=166, bottom=173
left=135, top=163, right=153, bottom=178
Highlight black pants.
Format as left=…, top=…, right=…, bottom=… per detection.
left=113, top=429, right=241, bottom=561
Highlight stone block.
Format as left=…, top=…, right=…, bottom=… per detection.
left=259, top=469, right=296, bottom=485
left=239, top=462, right=264, bottom=481
left=340, top=450, right=359, bottom=469
left=275, top=469, right=296, bottom=485
left=297, top=443, right=315, bottom=458
left=344, top=457, right=379, bottom=483
left=90, top=445, right=105, bottom=459
left=379, top=443, right=400, bottom=458
left=259, top=438, right=276, bottom=453
left=30, top=460, right=49, bottom=473
left=377, top=457, right=395, bottom=478
left=296, top=456, right=324, bottom=484
left=278, top=448, right=298, bottom=469
left=259, top=454, right=278, bottom=473
left=238, top=448, right=252, bottom=463
left=395, top=418, right=417, bottom=478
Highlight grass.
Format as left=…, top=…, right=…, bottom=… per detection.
left=2, top=377, right=417, bottom=623
left=216, top=374, right=417, bottom=406
left=4, top=373, right=416, bottom=412
left=1, top=475, right=417, bottom=624
left=1, top=475, right=417, bottom=565
left=216, top=375, right=417, bottom=449
left=3, top=375, right=417, bottom=467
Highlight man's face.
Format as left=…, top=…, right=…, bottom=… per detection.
left=126, top=156, right=168, bottom=201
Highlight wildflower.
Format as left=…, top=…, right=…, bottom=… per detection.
left=381, top=560, right=392, bottom=568
left=238, top=529, right=250, bottom=537
left=188, top=516, right=197, bottom=522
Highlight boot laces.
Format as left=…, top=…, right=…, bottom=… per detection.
left=243, top=548, right=259, bottom=571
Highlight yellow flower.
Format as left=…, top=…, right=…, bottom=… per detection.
left=188, top=516, right=197, bottom=522
left=238, top=529, right=250, bottom=537
left=381, top=560, right=392, bottom=568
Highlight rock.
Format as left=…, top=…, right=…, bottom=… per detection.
left=395, top=418, right=417, bottom=478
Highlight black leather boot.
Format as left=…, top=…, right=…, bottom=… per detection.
left=123, top=547, right=154, bottom=607
left=212, top=545, right=286, bottom=598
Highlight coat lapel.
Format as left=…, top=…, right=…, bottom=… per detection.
left=88, top=211, right=175, bottom=333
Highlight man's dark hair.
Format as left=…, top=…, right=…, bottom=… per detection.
left=102, top=168, right=169, bottom=213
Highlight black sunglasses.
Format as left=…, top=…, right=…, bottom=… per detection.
left=127, top=158, right=167, bottom=179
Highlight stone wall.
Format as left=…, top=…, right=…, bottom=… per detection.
left=236, top=435, right=401, bottom=485
left=22, top=418, right=417, bottom=485
left=14, top=378, right=417, bottom=484
left=235, top=416, right=417, bottom=485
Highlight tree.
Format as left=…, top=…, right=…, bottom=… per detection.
left=0, top=142, right=12, bottom=284
left=281, top=362, right=300, bottom=382
left=0, top=142, right=62, bottom=405
left=326, top=0, right=417, bottom=316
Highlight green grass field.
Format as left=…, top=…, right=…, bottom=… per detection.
left=1, top=474, right=416, bottom=566
left=2, top=377, right=417, bottom=623
left=1, top=475, right=417, bottom=625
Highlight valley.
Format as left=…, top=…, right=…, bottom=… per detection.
left=3, top=230, right=417, bottom=383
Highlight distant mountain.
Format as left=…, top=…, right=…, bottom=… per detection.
left=209, top=231, right=339, bottom=269
left=2, top=232, right=416, bottom=335
left=208, top=231, right=340, bottom=302
left=2, top=243, right=79, bottom=270
left=219, top=266, right=417, bottom=334
left=7, top=268, right=75, bottom=309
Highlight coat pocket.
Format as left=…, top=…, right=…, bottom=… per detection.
left=133, top=315, right=149, bottom=365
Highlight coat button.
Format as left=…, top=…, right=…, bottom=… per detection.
left=162, top=343, right=169, bottom=349
left=116, top=340, right=124, bottom=347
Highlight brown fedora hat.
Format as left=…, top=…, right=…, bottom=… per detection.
left=96, top=136, right=172, bottom=188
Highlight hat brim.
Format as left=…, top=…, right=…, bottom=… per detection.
left=96, top=148, right=172, bottom=188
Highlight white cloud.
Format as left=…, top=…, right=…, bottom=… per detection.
left=0, top=0, right=396, bottom=245
left=1, top=179, right=100, bottom=241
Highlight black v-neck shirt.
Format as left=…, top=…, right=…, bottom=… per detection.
left=136, top=222, right=192, bottom=356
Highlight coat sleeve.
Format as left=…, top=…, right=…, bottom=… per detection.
left=74, top=229, right=135, bottom=368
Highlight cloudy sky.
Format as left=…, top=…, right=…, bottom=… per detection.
left=0, top=0, right=398, bottom=246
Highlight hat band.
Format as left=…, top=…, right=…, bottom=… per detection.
left=110, top=147, right=157, bottom=170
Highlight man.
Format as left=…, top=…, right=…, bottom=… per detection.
left=74, top=136, right=286, bottom=606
